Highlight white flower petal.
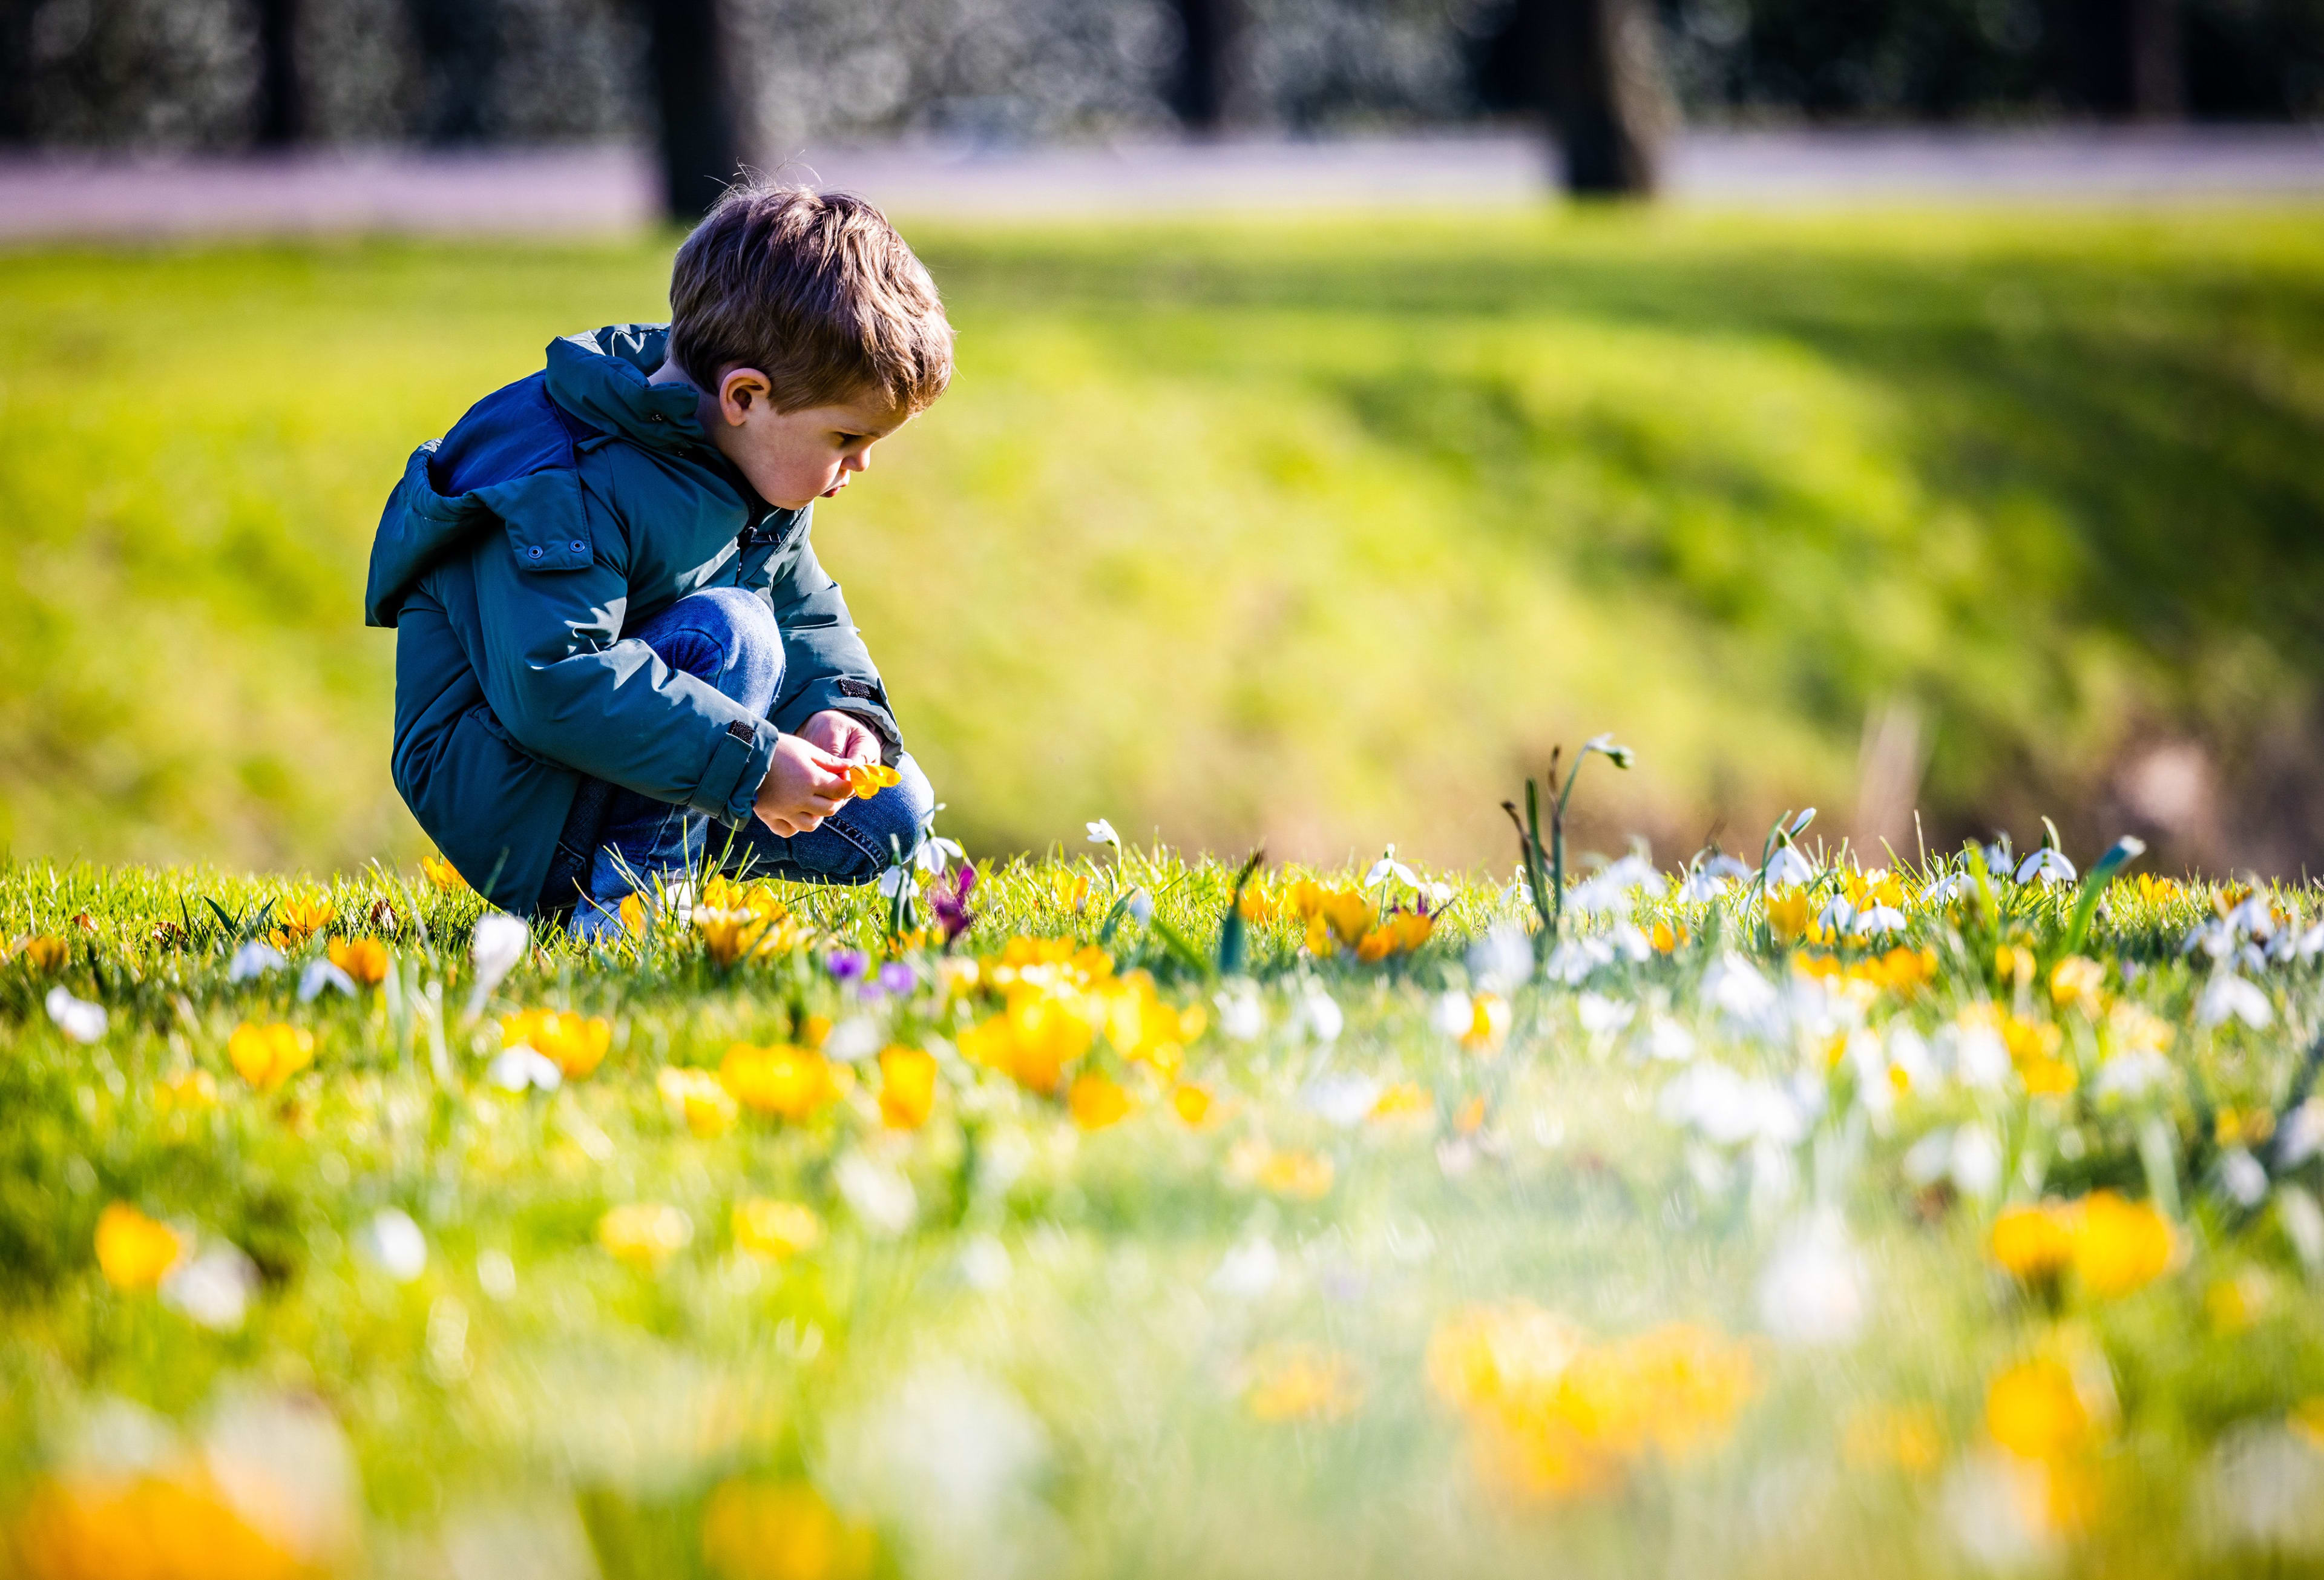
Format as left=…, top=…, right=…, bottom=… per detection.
left=227, top=941, right=286, bottom=982
left=44, top=986, right=107, bottom=1044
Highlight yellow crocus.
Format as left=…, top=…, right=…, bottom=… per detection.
left=878, top=1045, right=938, bottom=1130
left=698, top=1477, right=874, bottom=1580
left=94, top=1202, right=182, bottom=1290
left=732, top=1199, right=824, bottom=1262
left=720, top=1042, right=849, bottom=1121
left=229, top=1021, right=315, bottom=1091
left=328, top=936, right=389, bottom=987
left=1068, top=1072, right=1133, bottom=1130
left=597, top=1203, right=691, bottom=1266
left=657, top=1067, right=738, bottom=1137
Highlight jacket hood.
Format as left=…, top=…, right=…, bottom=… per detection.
left=544, top=324, right=709, bottom=455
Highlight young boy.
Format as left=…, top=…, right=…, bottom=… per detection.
left=364, top=185, right=948, bottom=933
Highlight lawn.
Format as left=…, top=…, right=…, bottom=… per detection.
left=3, top=208, right=2323, bottom=876
left=4, top=830, right=2324, bottom=1578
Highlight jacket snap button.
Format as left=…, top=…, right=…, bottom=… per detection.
left=527, top=546, right=543, bottom=559
left=570, top=541, right=586, bottom=553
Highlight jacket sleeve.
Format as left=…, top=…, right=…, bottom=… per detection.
left=470, top=469, right=780, bottom=827
left=749, top=516, right=904, bottom=762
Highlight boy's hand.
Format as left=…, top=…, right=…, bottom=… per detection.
left=799, top=709, right=885, bottom=766
left=755, top=735, right=853, bottom=837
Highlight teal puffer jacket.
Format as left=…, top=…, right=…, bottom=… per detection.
left=364, top=325, right=901, bottom=913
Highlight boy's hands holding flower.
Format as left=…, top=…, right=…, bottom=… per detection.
left=799, top=709, right=885, bottom=766
left=755, top=735, right=853, bottom=838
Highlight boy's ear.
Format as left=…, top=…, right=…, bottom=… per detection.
left=716, top=367, right=773, bottom=424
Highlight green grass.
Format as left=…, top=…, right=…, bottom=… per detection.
left=4, top=208, right=2323, bottom=877
left=4, top=844, right=2323, bottom=1577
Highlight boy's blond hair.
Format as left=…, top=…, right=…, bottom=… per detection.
left=669, top=183, right=953, bottom=415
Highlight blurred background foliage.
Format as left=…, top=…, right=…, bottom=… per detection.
left=4, top=0, right=2323, bottom=156
left=2, top=208, right=2320, bottom=877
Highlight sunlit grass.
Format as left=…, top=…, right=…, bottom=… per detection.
left=4, top=206, right=2323, bottom=872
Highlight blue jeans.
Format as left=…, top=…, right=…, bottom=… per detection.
left=548, top=587, right=933, bottom=938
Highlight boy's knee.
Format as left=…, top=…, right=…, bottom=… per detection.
left=649, top=587, right=783, bottom=709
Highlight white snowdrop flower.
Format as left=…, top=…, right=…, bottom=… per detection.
left=913, top=832, right=965, bottom=876
left=485, top=1047, right=561, bottom=1093
left=358, top=1208, right=428, bottom=1282
left=1608, top=921, right=1652, bottom=961
left=1085, top=818, right=1120, bottom=850
left=1304, top=1073, right=1383, bottom=1128
left=2196, top=1423, right=2324, bottom=1554
left=1701, top=952, right=1777, bottom=1021
left=1568, top=854, right=1667, bottom=917
left=1364, top=844, right=1420, bottom=892
left=823, top=1363, right=1051, bottom=1565
left=1213, top=981, right=1265, bottom=1042
left=1576, top=992, right=1634, bottom=1038
left=199, top=1391, right=359, bottom=1564
left=44, top=986, right=107, bottom=1044
left=468, top=912, right=529, bottom=1001
left=1902, top=1128, right=1955, bottom=1188
left=1210, top=1236, right=1281, bottom=1298
left=1290, top=983, right=1344, bottom=1043
left=1467, top=923, right=1534, bottom=993
left=1646, top=1016, right=1697, bottom=1063
left=2096, top=1048, right=2172, bottom=1100
left=2297, top=921, right=2324, bottom=960
left=824, top=1016, right=883, bottom=1063
left=227, top=940, right=286, bottom=982
left=2015, top=847, right=2079, bottom=887
left=876, top=864, right=914, bottom=899
left=1431, top=990, right=1475, bottom=1040
left=2220, top=1149, right=2270, bottom=1209
left=1421, top=880, right=1456, bottom=909
left=2277, top=1100, right=2324, bottom=1170
left=835, top=1152, right=917, bottom=1236
left=163, top=1242, right=259, bottom=1332
left=1921, top=872, right=1972, bottom=904
left=1886, top=1025, right=1937, bottom=1093
left=1757, top=1212, right=1866, bottom=1346
left=1764, top=844, right=1816, bottom=888
left=1853, top=904, right=1908, bottom=938
left=1844, top=1028, right=1892, bottom=1114
left=1124, top=887, right=1154, bottom=926
left=1545, top=936, right=1613, bottom=984
left=1680, top=854, right=1751, bottom=901
left=2199, top=973, right=2274, bottom=1030
left=2222, top=894, right=2276, bottom=941
left=1946, top=1019, right=2012, bottom=1090
left=297, top=958, right=355, bottom=1004
left=1658, top=1063, right=1808, bottom=1148
left=1950, top=1123, right=2004, bottom=1199
left=1944, top=1452, right=2056, bottom=1570
left=1815, top=896, right=1860, bottom=934
left=956, top=1235, right=1012, bottom=1292
left=2280, top=1189, right=2324, bottom=1277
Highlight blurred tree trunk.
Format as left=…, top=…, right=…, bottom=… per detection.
left=409, top=0, right=499, bottom=143
left=0, top=0, right=28, bottom=144
left=645, top=0, right=744, bottom=221
left=1168, top=0, right=1248, bottom=134
left=252, top=0, right=303, bottom=147
left=2061, top=0, right=2184, bottom=119
left=1535, top=0, right=1669, bottom=197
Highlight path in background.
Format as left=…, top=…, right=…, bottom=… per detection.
left=3, top=127, right=2320, bottom=239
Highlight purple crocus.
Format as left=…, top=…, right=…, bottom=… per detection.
left=826, top=947, right=870, bottom=983
left=930, top=863, right=978, bottom=945
left=877, top=961, right=917, bottom=996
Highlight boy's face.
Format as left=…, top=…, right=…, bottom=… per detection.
left=706, top=367, right=913, bottom=512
